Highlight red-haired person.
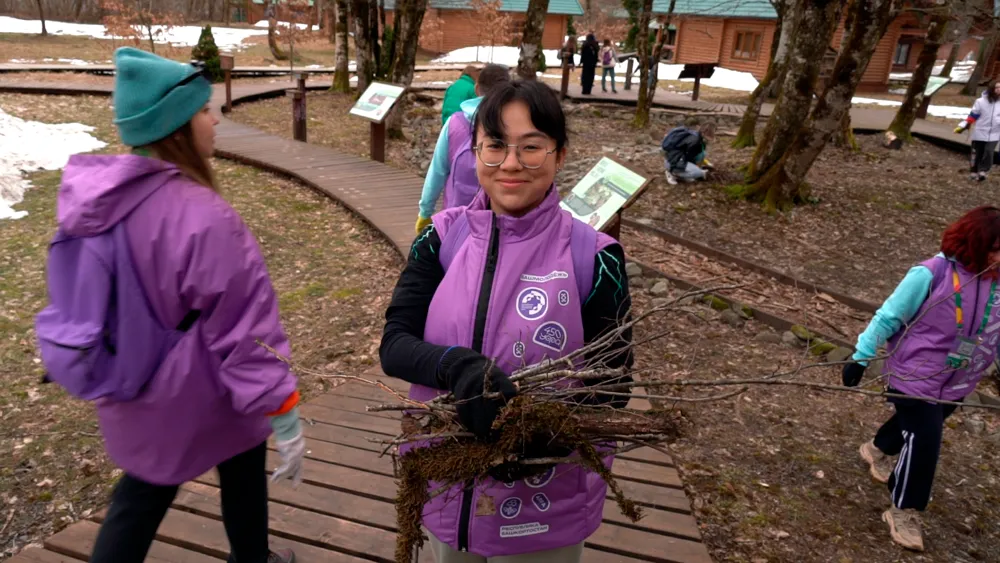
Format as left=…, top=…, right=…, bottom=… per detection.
left=842, top=206, right=1000, bottom=551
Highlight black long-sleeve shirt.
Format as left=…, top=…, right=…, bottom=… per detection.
left=379, top=226, right=634, bottom=394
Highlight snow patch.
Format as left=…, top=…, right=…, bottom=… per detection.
left=0, top=108, right=106, bottom=220
left=0, top=16, right=268, bottom=51
left=851, top=96, right=969, bottom=120
left=253, top=19, right=317, bottom=31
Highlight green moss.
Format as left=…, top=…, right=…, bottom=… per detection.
left=331, top=286, right=362, bottom=299
left=723, top=184, right=752, bottom=200
left=790, top=324, right=814, bottom=341
left=737, top=305, right=754, bottom=319
left=702, top=294, right=729, bottom=311
left=809, top=340, right=838, bottom=356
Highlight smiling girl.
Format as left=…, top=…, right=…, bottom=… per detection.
left=380, top=80, right=634, bottom=562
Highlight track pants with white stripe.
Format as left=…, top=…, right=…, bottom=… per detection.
left=872, top=392, right=959, bottom=511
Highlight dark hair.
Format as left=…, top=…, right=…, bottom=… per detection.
left=477, top=64, right=511, bottom=94
left=473, top=80, right=568, bottom=151
left=603, top=39, right=611, bottom=46
left=941, top=206, right=1000, bottom=273
left=987, top=78, right=999, bottom=104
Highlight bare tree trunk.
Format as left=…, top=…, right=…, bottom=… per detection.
left=961, top=27, right=997, bottom=96
left=831, top=112, right=858, bottom=150
left=631, top=0, right=654, bottom=128
left=267, top=0, right=289, bottom=60
left=746, top=0, right=844, bottom=182
left=887, top=10, right=950, bottom=142
left=36, top=0, right=48, bottom=35
left=73, top=0, right=85, bottom=21
left=636, top=2, right=676, bottom=125
left=370, top=0, right=381, bottom=76
left=745, top=0, right=900, bottom=212
left=332, top=0, right=351, bottom=91
left=351, top=0, right=375, bottom=92
left=765, top=1, right=794, bottom=99
left=516, top=0, right=549, bottom=80
left=940, top=16, right=972, bottom=78
left=733, top=0, right=791, bottom=148
left=225, top=0, right=231, bottom=26
left=385, top=0, right=429, bottom=138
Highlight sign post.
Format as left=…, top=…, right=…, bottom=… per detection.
left=287, top=88, right=307, bottom=142
left=679, top=63, right=717, bottom=102
left=220, top=54, right=234, bottom=113
left=560, top=56, right=570, bottom=100
left=349, top=81, right=406, bottom=163
left=624, top=57, right=634, bottom=91
left=916, top=76, right=950, bottom=119
left=559, top=157, right=652, bottom=240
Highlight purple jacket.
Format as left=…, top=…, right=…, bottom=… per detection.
left=885, top=255, right=1000, bottom=401
left=56, top=154, right=296, bottom=485
left=410, top=189, right=614, bottom=557
left=444, top=111, right=480, bottom=210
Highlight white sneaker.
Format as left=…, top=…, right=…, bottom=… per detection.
left=665, top=171, right=678, bottom=185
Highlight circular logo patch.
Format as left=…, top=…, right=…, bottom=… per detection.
left=531, top=493, right=551, bottom=512
left=500, top=497, right=522, bottom=519
left=513, top=341, right=525, bottom=358
left=524, top=466, right=555, bottom=489
left=516, top=287, right=548, bottom=321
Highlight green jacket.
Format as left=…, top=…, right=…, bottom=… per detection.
left=441, top=74, right=477, bottom=124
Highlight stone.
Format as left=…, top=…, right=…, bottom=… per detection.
left=790, top=324, right=815, bottom=342
left=720, top=309, right=744, bottom=328
left=782, top=331, right=803, bottom=348
left=649, top=280, right=671, bottom=296
left=827, top=347, right=854, bottom=363
left=651, top=298, right=671, bottom=309
left=733, top=303, right=754, bottom=319
left=754, top=331, right=783, bottom=344
left=420, top=159, right=431, bottom=172
left=631, top=277, right=645, bottom=289
left=987, top=430, right=1000, bottom=446
left=965, top=417, right=986, bottom=435
left=625, top=262, right=643, bottom=278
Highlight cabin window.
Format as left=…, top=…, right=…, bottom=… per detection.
left=893, top=42, right=911, bottom=66
left=732, top=31, right=762, bottom=61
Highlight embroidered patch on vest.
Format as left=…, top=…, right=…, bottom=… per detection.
left=476, top=493, right=497, bottom=516
left=519, top=271, right=569, bottom=284
left=557, top=289, right=570, bottom=306
left=517, top=287, right=548, bottom=321
left=524, top=467, right=555, bottom=488
left=500, top=497, right=522, bottom=519
left=500, top=522, right=549, bottom=538
left=531, top=493, right=551, bottom=512
left=533, top=321, right=567, bottom=352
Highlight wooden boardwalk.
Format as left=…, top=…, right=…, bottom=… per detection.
left=6, top=374, right=712, bottom=563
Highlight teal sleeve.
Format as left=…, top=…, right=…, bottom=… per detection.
left=853, top=265, right=934, bottom=364
left=269, top=406, right=302, bottom=442
left=418, top=123, right=453, bottom=219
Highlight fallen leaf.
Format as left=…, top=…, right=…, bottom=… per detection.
left=817, top=293, right=836, bottom=303
left=36, top=478, right=54, bottom=488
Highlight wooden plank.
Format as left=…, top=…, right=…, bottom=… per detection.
left=302, top=419, right=387, bottom=453
left=299, top=403, right=400, bottom=435
left=308, top=393, right=402, bottom=420
left=174, top=482, right=408, bottom=563
left=44, top=519, right=218, bottom=563
left=4, top=548, right=82, bottom=563
left=588, top=524, right=712, bottom=563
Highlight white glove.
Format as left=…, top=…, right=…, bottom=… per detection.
left=271, top=431, right=305, bottom=486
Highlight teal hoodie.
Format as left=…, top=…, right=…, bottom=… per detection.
left=852, top=260, right=936, bottom=364
left=419, top=96, right=482, bottom=219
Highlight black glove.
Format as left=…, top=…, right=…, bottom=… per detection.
left=487, top=434, right=574, bottom=483
left=842, top=362, right=866, bottom=387
left=438, top=347, right=517, bottom=440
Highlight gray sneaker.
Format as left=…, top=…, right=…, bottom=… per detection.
left=859, top=440, right=894, bottom=483
left=268, top=549, right=296, bottom=563
left=882, top=506, right=924, bottom=551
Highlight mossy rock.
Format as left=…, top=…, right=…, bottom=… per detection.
left=808, top=340, right=838, bottom=357
left=734, top=304, right=754, bottom=320
left=790, top=324, right=815, bottom=341
left=702, top=294, right=729, bottom=311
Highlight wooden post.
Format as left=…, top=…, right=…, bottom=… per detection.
left=560, top=57, right=570, bottom=100
left=624, top=58, right=634, bottom=91
left=370, top=121, right=386, bottom=162
left=294, top=72, right=306, bottom=93
left=604, top=212, right=622, bottom=241
left=288, top=89, right=307, bottom=142
left=691, top=66, right=702, bottom=101
left=220, top=54, right=235, bottom=114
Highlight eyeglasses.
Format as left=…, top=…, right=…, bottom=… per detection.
left=475, top=139, right=558, bottom=169
left=163, top=61, right=211, bottom=97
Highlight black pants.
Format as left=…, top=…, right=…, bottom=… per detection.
left=89, top=442, right=269, bottom=563
left=580, top=65, right=596, bottom=94
left=970, top=140, right=998, bottom=174
left=872, top=394, right=958, bottom=511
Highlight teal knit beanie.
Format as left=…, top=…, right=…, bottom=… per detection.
left=113, top=47, right=213, bottom=147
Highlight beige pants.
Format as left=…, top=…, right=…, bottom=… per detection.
left=427, top=535, right=584, bottom=563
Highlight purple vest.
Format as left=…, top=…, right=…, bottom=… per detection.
left=885, top=256, right=1000, bottom=401
left=443, top=112, right=481, bottom=210
left=411, top=189, right=615, bottom=557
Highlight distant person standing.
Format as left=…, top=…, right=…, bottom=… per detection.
left=579, top=34, right=600, bottom=95
left=600, top=39, right=618, bottom=94
left=441, top=65, right=481, bottom=124
left=560, top=36, right=577, bottom=70
left=955, top=79, right=1000, bottom=181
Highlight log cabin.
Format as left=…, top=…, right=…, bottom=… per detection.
left=653, top=0, right=935, bottom=93
left=384, top=0, right=585, bottom=53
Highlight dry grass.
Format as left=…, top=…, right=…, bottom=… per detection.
left=0, top=93, right=401, bottom=557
